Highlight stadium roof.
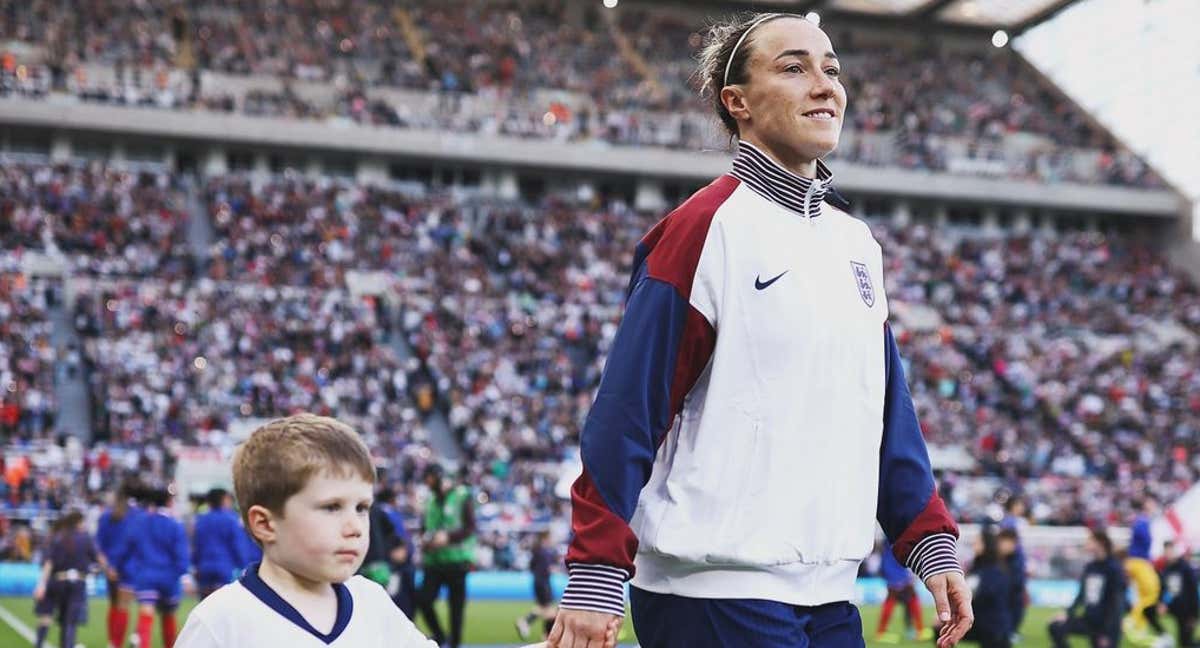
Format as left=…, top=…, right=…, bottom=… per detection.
left=712, top=0, right=1084, bottom=34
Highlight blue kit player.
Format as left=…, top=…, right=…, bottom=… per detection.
left=192, top=487, right=254, bottom=599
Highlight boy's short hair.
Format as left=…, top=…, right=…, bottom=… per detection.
left=233, top=414, right=375, bottom=534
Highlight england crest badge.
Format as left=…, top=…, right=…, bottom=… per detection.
left=850, top=261, right=874, bottom=307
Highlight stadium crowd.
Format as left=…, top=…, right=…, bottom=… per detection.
left=0, top=265, right=60, bottom=480
left=0, top=161, right=192, bottom=278
left=0, top=162, right=1196, bottom=575
left=881, top=224, right=1200, bottom=529
left=0, top=0, right=1162, bottom=187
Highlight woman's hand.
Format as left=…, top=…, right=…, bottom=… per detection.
left=546, top=609, right=622, bottom=648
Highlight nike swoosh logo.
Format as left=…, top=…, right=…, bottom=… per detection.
left=755, top=271, right=788, bottom=291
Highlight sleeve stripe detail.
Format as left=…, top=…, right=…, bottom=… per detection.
left=559, top=598, right=626, bottom=617
left=559, top=563, right=628, bottom=617
left=908, top=533, right=954, bottom=572
left=906, top=533, right=962, bottom=581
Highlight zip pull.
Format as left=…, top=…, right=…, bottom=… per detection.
left=802, top=179, right=821, bottom=223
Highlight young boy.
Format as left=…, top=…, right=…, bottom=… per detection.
left=175, top=414, right=438, bottom=647
left=113, top=485, right=190, bottom=648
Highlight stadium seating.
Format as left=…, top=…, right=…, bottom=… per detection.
left=1, top=155, right=1195, bottom=573
left=0, top=265, right=58, bottom=446
left=0, top=0, right=1161, bottom=187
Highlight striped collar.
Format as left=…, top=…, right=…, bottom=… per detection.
left=730, top=141, right=835, bottom=219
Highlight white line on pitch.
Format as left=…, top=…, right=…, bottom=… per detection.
left=0, top=601, right=35, bottom=644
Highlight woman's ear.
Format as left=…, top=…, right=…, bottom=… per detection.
left=720, top=85, right=750, bottom=124
left=246, top=504, right=277, bottom=546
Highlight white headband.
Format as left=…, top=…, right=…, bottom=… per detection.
left=722, top=13, right=784, bottom=87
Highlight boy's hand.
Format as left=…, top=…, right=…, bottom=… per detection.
left=33, top=584, right=45, bottom=601
left=547, top=609, right=621, bottom=648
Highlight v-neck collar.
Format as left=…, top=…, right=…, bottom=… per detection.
left=240, top=562, right=354, bottom=644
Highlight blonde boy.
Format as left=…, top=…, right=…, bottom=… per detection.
left=176, top=414, right=437, bottom=647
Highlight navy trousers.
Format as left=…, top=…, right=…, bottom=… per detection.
left=631, top=586, right=865, bottom=648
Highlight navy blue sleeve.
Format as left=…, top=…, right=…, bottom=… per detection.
left=563, top=270, right=692, bottom=616
left=877, top=323, right=961, bottom=581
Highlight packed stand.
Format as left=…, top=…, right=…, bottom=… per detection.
left=201, top=175, right=624, bottom=549
left=73, top=280, right=430, bottom=450
left=0, top=0, right=1164, bottom=187
left=0, top=265, right=58, bottom=447
left=205, top=175, right=1199, bottom=535
left=3, top=168, right=1200, bottom=565
left=877, top=223, right=1200, bottom=528
left=0, top=161, right=193, bottom=278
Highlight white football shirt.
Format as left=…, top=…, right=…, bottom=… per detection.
left=176, top=564, right=437, bottom=647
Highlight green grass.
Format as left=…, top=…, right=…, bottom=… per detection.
left=0, top=596, right=1175, bottom=647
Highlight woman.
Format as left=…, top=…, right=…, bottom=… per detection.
left=549, top=12, right=972, bottom=648
left=32, top=510, right=97, bottom=648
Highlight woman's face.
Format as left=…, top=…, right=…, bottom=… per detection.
left=735, top=18, right=846, bottom=163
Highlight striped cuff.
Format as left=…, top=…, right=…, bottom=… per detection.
left=906, top=533, right=962, bottom=582
left=559, top=563, right=628, bottom=617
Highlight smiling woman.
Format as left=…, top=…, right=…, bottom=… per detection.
left=699, top=12, right=846, bottom=177
left=548, top=12, right=973, bottom=648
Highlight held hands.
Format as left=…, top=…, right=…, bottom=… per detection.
left=925, top=571, right=974, bottom=648
left=547, top=608, right=622, bottom=648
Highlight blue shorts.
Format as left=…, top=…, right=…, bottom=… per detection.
left=132, top=572, right=182, bottom=610
left=630, top=587, right=865, bottom=648
left=113, top=563, right=136, bottom=591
